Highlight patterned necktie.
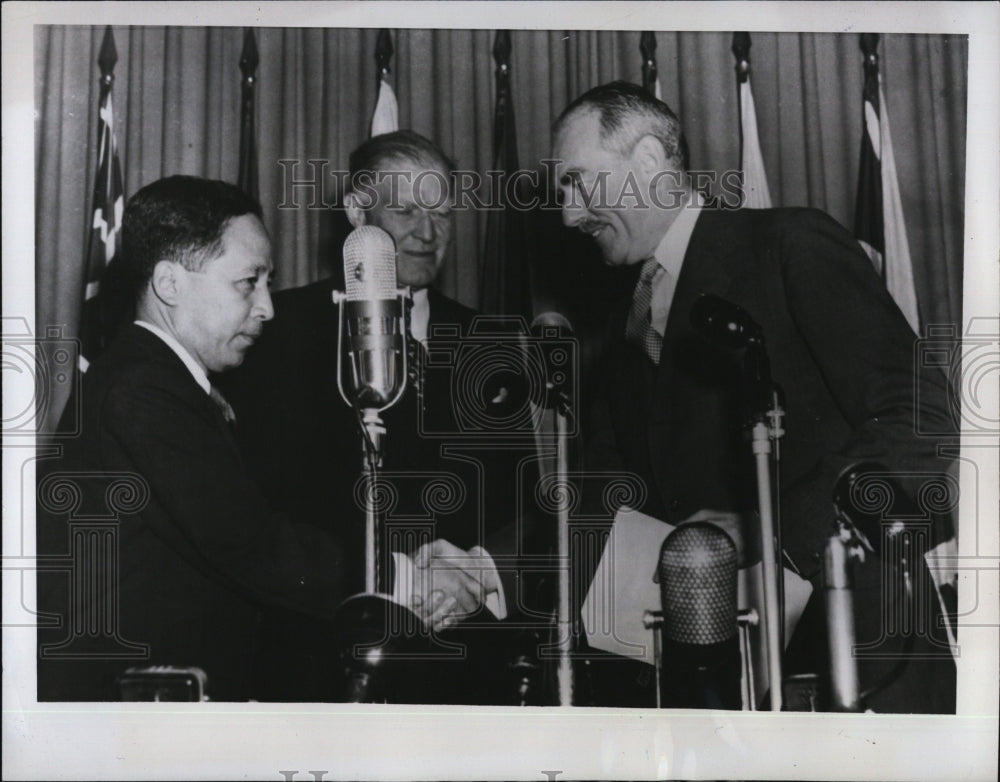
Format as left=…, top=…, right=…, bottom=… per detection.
left=625, top=257, right=666, bottom=364
left=209, top=384, right=237, bottom=425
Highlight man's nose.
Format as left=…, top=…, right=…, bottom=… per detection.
left=414, top=211, right=436, bottom=242
left=561, top=199, right=587, bottom=229
left=254, top=284, right=275, bottom=321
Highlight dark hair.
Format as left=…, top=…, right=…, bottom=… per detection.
left=554, top=80, right=690, bottom=171
left=348, top=129, right=455, bottom=191
left=122, top=175, right=264, bottom=294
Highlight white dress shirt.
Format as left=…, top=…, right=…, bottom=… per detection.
left=409, top=287, right=430, bottom=345
left=135, top=320, right=211, bottom=394
left=648, top=190, right=705, bottom=337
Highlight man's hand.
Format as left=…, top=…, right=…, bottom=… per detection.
left=410, top=538, right=499, bottom=631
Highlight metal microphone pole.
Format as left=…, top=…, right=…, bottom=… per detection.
left=751, top=419, right=783, bottom=710
left=746, top=345, right=785, bottom=711
left=555, top=397, right=573, bottom=706
left=689, top=295, right=787, bottom=709
left=360, top=410, right=385, bottom=594
left=530, top=312, right=578, bottom=707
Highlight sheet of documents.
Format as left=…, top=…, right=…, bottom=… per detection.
left=581, top=506, right=813, bottom=705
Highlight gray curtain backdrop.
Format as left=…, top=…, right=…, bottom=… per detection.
left=35, top=27, right=968, bottom=432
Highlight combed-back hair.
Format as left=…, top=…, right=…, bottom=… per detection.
left=122, top=175, right=263, bottom=294
left=554, top=80, right=690, bottom=171
left=348, top=129, right=455, bottom=192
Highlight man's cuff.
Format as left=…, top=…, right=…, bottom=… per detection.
left=390, top=551, right=414, bottom=606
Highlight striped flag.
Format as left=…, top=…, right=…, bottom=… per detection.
left=737, top=80, right=772, bottom=208
left=732, top=33, right=772, bottom=209
left=370, top=30, right=398, bottom=137
left=371, top=77, right=399, bottom=137
left=80, top=26, right=125, bottom=372
left=854, top=34, right=919, bottom=334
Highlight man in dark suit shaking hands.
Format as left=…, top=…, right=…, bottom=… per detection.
left=36, top=177, right=368, bottom=701
left=552, top=81, right=957, bottom=712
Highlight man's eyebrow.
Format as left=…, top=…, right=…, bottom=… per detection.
left=247, top=263, right=272, bottom=276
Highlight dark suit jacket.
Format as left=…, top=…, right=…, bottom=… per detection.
left=587, top=206, right=955, bottom=573
left=36, top=324, right=348, bottom=701
left=581, top=207, right=956, bottom=711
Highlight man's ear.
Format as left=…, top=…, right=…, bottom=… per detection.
left=631, top=134, right=668, bottom=178
left=344, top=191, right=368, bottom=228
left=150, top=260, right=182, bottom=306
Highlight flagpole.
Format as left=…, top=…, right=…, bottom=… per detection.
left=238, top=28, right=259, bottom=199
left=480, top=30, right=529, bottom=318
left=732, top=32, right=750, bottom=152
left=731, top=32, right=773, bottom=210
left=639, top=31, right=661, bottom=100
left=375, top=29, right=393, bottom=96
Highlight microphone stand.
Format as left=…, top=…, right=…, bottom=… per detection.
left=554, top=390, right=574, bottom=706
left=744, top=342, right=785, bottom=711
left=332, top=288, right=417, bottom=702
left=824, top=520, right=863, bottom=711
left=333, top=289, right=410, bottom=594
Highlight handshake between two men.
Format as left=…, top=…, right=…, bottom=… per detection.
left=406, top=511, right=750, bottom=635
left=400, top=539, right=505, bottom=633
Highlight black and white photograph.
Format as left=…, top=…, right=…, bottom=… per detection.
left=3, top=2, right=998, bottom=780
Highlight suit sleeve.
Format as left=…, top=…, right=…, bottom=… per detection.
left=101, top=367, right=351, bottom=619
left=775, top=210, right=956, bottom=574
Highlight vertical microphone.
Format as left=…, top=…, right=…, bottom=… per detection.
left=658, top=522, right=742, bottom=709
left=339, top=225, right=407, bottom=410
left=824, top=534, right=860, bottom=711
left=823, top=462, right=883, bottom=712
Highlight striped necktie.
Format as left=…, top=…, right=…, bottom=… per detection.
left=209, top=384, right=237, bottom=425
left=625, top=257, right=666, bottom=364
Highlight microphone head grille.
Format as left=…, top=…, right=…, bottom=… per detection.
left=343, top=225, right=397, bottom=300
left=659, top=522, right=738, bottom=644
left=530, top=311, right=573, bottom=335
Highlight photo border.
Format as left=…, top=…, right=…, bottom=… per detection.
left=4, top=2, right=998, bottom=780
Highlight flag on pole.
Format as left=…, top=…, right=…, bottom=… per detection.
left=238, top=28, right=260, bottom=199
left=854, top=34, right=920, bottom=334
left=480, top=30, right=530, bottom=318
left=79, top=26, right=125, bottom=372
left=732, top=32, right=772, bottom=209
left=640, top=32, right=662, bottom=101
left=371, top=29, right=399, bottom=137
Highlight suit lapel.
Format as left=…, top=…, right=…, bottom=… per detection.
left=648, top=209, right=747, bottom=465
left=130, top=325, right=244, bottom=455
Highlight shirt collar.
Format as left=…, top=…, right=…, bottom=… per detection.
left=652, top=189, right=705, bottom=277
left=409, top=287, right=430, bottom=346
left=135, top=320, right=211, bottom=395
